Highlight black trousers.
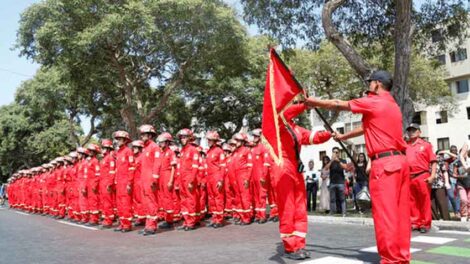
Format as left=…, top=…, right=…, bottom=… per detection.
left=431, top=187, right=450, bottom=220
left=306, top=183, right=318, bottom=211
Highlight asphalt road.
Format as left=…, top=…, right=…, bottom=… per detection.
left=1, top=206, right=469, bottom=264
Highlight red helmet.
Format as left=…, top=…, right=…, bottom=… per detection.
left=252, top=128, right=262, bottom=137
left=157, top=132, right=174, bottom=143
left=113, top=130, right=131, bottom=140
left=101, top=139, right=114, bottom=149
left=233, top=132, right=248, bottom=142
left=177, top=128, right=193, bottom=138
left=131, top=140, right=145, bottom=148
left=139, top=124, right=157, bottom=135
left=206, top=131, right=220, bottom=141
left=87, top=143, right=101, bottom=153
left=77, top=147, right=90, bottom=156
left=222, top=143, right=232, bottom=152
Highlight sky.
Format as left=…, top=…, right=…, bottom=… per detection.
left=0, top=0, right=40, bottom=106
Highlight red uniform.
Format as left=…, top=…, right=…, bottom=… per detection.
left=251, top=143, right=270, bottom=221
left=206, top=145, right=226, bottom=224
left=77, top=158, right=89, bottom=223
left=64, top=164, right=75, bottom=219
left=197, top=156, right=208, bottom=220
left=266, top=155, right=279, bottom=220
left=55, top=165, right=66, bottom=218
left=179, top=143, right=200, bottom=228
left=225, top=153, right=237, bottom=218
left=157, top=147, right=178, bottom=224
left=172, top=155, right=182, bottom=222
left=70, top=162, right=81, bottom=221
left=141, top=140, right=160, bottom=231
left=86, top=156, right=101, bottom=224
left=406, top=138, right=436, bottom=230
left=133, top=152, right=146, bottom=224
left=275, top=105, right=331, bottom=253
left=349, top=91, right=411, bottom=264
left=100, top=151, right=116, bottom=226
left=232, top=145, right=253, bottom=224
left=115, top=145, right=135, bottom=230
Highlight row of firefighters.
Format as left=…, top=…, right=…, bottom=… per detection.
left=6, top=125, right=280, bottom=235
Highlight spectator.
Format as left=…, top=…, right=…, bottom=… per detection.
left=431, top=151, right=450, bottom=220
left=353, top=153, right=369, bottom=214
left=304, top=160, right=319, bottom=212
left=324, top=147, right=348, bottom=217
left=447, top=145, right=460, bottom=218
left=0, top=183, right=6, bottom=206
left=455, top=144, right=470, bottom=222
left=319, top=156, right=331, bottom=213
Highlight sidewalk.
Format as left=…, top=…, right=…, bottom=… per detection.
left=308, top=214, right=470, bottom=231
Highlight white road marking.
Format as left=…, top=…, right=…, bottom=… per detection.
left=438, top=230, right=470, bottom=236
left=57, top=220, right=98, bottom=231
left=300, top=256, right=364, bottom=264
left=14, top=211, right=30, bottom=216
left=359, top=246, right=421, bottom=253
left=411, top=236, right=456, bottom=244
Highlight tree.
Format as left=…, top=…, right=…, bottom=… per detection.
left=16, top=0, right=249, bottom=137
left=241, top=0, right=469, bottom=127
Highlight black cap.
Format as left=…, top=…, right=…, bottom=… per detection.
left=366, top=70, right=393, bottom=89
left=406, top=123, right=421, bottom=131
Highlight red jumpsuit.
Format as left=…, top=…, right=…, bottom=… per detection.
left=100, top=151, right=116, bottom=226
left=267, top=157, right=279, bottom=219
left=77, top=158, right=89, bottom=223
left=141, top=140, right=160, bottom=231
left=197, top=156, right=208, bottom=220
left=133, top=151, right=146, bottom=224
left=179, top=143, right=200, bottom=228
left=157, top=147, right=178, bottom=224
left=349, top=91, right=411, bottom=263
left=232, top=145, right=253, bottom=224
left=406, top=138, right=436, bottom=230
left=46, top=170, right=56, bottom=215
left=206, top=145, right=226, bottom=224
left=64, top=164, right=74, bottom=219
left=86, top=156, right=101, bottom=224
left=251, top=143, right=270, bottom=221
left=274, top=104, right=331, bottom=253
left=172, top=155, right=182, bottom=222
left=225, top=153, right=237, bottom=219
left=70, top=162, right=81, bottom=221
left=56, top=165, right=66, bottom=218
left=115, top=144, right=135, bottom=230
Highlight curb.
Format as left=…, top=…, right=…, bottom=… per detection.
left=308, top=215, right=470, bottom=231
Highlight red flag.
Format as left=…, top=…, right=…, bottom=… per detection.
left=261, top=49, right=304, bottom=165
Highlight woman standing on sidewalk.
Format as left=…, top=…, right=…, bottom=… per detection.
left=319, top=156, right=330, bottom=213
left=456, top=144, right=470, bottom=222
left=431, top=151, right=450, bottom=221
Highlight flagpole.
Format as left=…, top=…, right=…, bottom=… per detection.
left=271, top=49, right=359, bottom=168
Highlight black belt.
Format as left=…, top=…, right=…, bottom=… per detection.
left=371, top=150, right=403, bottom=161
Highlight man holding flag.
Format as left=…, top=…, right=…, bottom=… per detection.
left=304, top=70, right=411, bottom=264
left=262, top=49, right=331, bottom=260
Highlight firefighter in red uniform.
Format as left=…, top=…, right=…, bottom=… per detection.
left=77, top=147, right=90, bottom=224
left=205, top=131, right=226, bottom=228
left=131, top=140, right=146, bottom=226
left=177, top=128, right=200, bottom=231
left=222, top=142, right=235, bottom=220
left=231, top=133, right=254, bottom=225
left=69, top=152, right=81, bottom=222
left=99, top=139, right=116, bottom=228
left=251, top=128, right=270, bottom=224
left=306, top=70, right=411, bottom=263
left=154, top=132, right=177, bottom=229
left=197, top=146, right=208, bottom=221
left=55, top=158, right=67, bottom=219
left=137, top=125, right=160, bottom=236
left=170, top=145, right=182, bottom=223
left=405, top=123, right=437, bottom=233
left=113, top=130, right=135, bottom=232
left=85, top=144, right=101, bottom=226
left=64, top=155, right=75, bottom=220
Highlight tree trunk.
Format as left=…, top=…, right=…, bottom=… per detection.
left=393, top=0, right=415, bottom=129
left=322, top=0, right=372, bottom=80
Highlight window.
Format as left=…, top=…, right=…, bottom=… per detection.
left=337, top=127, right=345, bottom=134
left=319, top=151, right=326, bottom=161
left=467, top=107, right=470, bottom=120
left=437, top=138, right=450, bottom=151
left=436, top=111, right=448, bottom=124
left=412, top=111, right=423, bottom=125
left=435, top=54, right=446, bottom=65
left=457, top=79, right=469, bottom=93
left=431, top=30, right=443, bottom=43
left=450, top=48, right=467, bottom=62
